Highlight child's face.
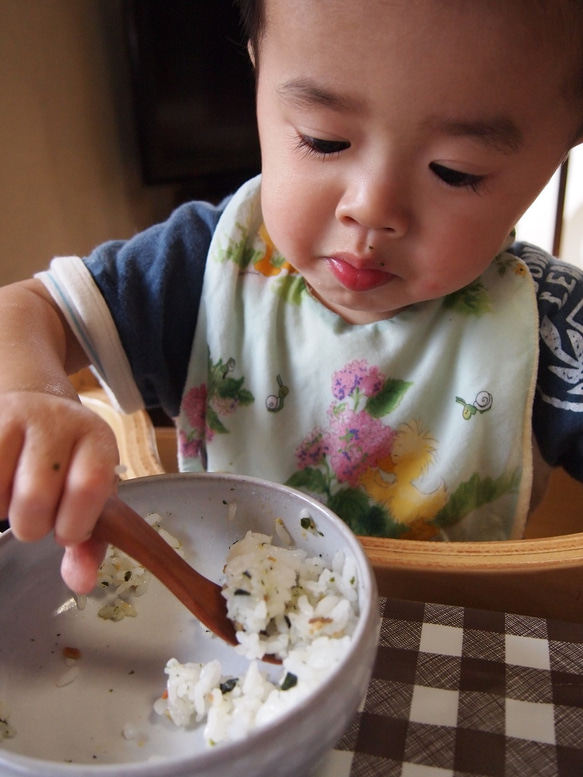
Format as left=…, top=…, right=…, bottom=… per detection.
left=255, top=0, right=580, bottom=324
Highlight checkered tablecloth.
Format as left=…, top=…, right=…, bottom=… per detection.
left=320, top=597, right=583, bottom=777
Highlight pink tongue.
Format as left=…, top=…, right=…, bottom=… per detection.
left=329, top=258, right=388, bottom=292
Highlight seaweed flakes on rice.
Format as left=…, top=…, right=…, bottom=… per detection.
left=154, top=530, right=360, bottom=746
left=224, top=531, right=359, bottom=659
left=96, top=513, right=183, bottom=621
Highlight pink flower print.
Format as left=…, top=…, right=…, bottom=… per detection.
left=327, top=406, right=395, bottom=487
left=296, top=427, right=330, bottom=469
left=332, top=360, right=385, bottom=406
left=210, top=396, right=239, bottom=417
left=359, top=366, right=384, bottom=397
left=178, top=428, right=205, bottom=460
left=182, top=384, right=208, bottom=433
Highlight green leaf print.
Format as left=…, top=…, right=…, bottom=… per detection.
left=328, top=487, right=372, bottom=531
left=204, top=350, right=255, bottom=436
left=221, top=223, right=258, bottom=268
left=366, top=378, right=412, bottom=418
left=286, top=467, right=330, bottom=495
left=215, top=375, right=254, bottom=406
left=328, top=488, right=370, bottom=531
left=273, top=275, right=307, bottom=305
left=328, top=489, right=407, bottom=538
left=494, top=255, right=515, bottom=276
left=206, top=406, right=229, bottom=434
left=443, top=279, right=491, bottom=316
left=432, top=468, right=521, bottom=528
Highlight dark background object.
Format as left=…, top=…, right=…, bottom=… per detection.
left=124, top=0, right=261, bottom=201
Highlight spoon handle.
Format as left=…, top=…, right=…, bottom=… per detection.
left=93, top=495, right=238, bottom=646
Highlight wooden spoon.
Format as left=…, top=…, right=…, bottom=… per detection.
left=93, top=494, right=280, bottom=663
left=93, top=496, right=281, bottom=664
left=92, top=494, right=238, bottom=646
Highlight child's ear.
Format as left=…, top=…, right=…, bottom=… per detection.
left=247, top=40, right=256, bottom=68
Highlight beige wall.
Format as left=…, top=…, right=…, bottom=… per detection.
left=0, top=0, right=174, bottom=286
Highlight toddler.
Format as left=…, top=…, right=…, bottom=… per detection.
left=1, top=0, right=582, bottom=594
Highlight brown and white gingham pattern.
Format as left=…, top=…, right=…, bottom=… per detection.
left=333, top=598, right=583, bottom=776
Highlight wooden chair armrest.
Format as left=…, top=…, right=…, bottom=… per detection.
left=71, top=369, right=165, bottom=479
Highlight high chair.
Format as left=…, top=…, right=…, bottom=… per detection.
left=72, top=368, right=583, bottom=624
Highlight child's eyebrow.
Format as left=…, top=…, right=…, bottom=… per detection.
left=423, top=116, right=524, bottom=154
left=276, top=77, right=365, bottom=113
left=277, top=78, right=524, bottom=154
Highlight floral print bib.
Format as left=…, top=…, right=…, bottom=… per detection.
left=178, top=176, right=538, bottom=541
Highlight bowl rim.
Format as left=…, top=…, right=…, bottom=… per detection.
left=0, top=472, right=379, bottom=776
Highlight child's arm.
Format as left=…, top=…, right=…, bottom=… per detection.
left=0, top=278, right=120, bottom=592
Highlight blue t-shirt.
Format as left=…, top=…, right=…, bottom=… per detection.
left=82, top=199, right=583, bottom=482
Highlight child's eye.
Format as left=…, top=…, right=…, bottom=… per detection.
left=296, top=134, right=350, bottom=157
left=430, top=162, right=485, bottom=192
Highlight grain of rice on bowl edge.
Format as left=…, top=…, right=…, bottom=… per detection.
left=140, top=524, right=362, bottom=747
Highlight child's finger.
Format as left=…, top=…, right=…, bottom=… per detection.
left=52, top=437, right=120, bottom=549
left=3, top=395, right=119, bottom=546
left=60, top=538, right=109, bottom=594
left=7, top=435, right=73, bottom=543
left=0, top=423, right=24, bottom=520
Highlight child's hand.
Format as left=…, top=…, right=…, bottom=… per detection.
left=0, top=391, right=120, bottom=593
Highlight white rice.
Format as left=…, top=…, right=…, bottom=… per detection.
left=55, top=665, right=80, bottom=688
left=96, top=513, right=182, bottom=620
left=153, top=530, right=359, bottom=746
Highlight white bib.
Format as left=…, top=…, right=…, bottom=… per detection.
left=178, top=177, right=538, bottom=541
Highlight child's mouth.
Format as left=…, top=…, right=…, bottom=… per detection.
left=327, top=257, right=392, bottom=292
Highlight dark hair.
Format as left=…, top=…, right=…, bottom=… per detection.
left=234, top=0, right=264, bottom=57
left=234, top=0, right=583, bottom=140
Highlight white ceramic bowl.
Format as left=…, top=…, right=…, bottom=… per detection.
left=0, top=473, right=379, bottom=777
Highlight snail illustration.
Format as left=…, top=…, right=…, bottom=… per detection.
left=474, top=391, right=493, bottom=411
left=266, top=374, right=289, bottom=413
left=221, top=357, right=236, bottom=379
left=456, top=391, right=493, bottom=420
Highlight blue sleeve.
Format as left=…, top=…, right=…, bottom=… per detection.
left=513, top=242, right=583, bottom=481
left=83, top=199, right=225, bottom=418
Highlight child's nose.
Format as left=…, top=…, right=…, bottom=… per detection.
left=335, top=168, right=410, bottom=236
